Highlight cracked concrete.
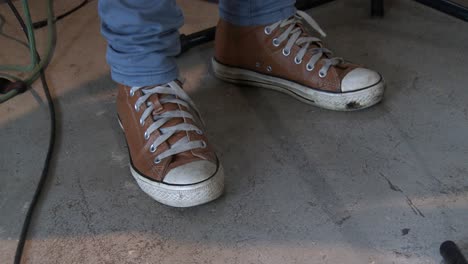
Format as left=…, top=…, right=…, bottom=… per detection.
left=1, top=0, right=468, bottom=263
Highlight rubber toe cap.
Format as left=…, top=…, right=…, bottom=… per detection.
left=341, top=68, right=381, bottom=92
left=163, top=160, right=217, bottom=185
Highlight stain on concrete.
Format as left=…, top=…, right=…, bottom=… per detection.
left=401, top=228, right=410, bottom=236
left=336, top=215, right=351, bottom=226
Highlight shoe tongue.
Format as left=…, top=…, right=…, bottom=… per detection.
left=290, top=22, right=325, bottom=53
left=149, top=93, right=169, bottom=117
left=148, top=93, right=184, bottom=125
left=148, top=92, right=199, bottom=160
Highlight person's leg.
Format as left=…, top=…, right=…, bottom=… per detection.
left=98, top=0, right=182, bottom=86
left=99, top=0, right=224, bottom=207
left=219, top=0, right=296, bottom=26
left=214, top=0, right=385, bottom=111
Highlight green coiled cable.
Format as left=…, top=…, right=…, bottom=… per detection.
left=0, top=0, right=55, bottom=103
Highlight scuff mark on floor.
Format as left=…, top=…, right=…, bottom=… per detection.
left=336, top=215, right=351, bottom=226
left=380, top=173, right=425, bottom=217
left=380, top=173, right=402, bottom=192
left=406, top=197, right=425, bottom=217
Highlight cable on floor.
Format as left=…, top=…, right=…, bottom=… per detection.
left=32, top=0, right=90, bottom=29
left=2, top=1, right=56, bottom=263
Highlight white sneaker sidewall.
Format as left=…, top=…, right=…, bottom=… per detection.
left=212, top=58, right=385, bottom=111
left=130, top=165, right=225, bottom=207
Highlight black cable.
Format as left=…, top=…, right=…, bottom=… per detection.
left=5, top=1, right=57, bottom=264
left=33, top=0, right=90, bottom=29
left=6, top=1, right=28, bottom=34
left=13, top=71, right=55, bottom=264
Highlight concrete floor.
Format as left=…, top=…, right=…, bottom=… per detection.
left=1, top=0, right=468, bottom=263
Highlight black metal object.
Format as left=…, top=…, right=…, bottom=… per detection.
left=371, top=0, right=468, bottom=22
left=415, top=0, right=468, bottom=21
left=440, top=241, right=468, bottom=264
left=371, top=0, right=385, bottom=17
left=295, top=0, right=335, bottom=10
left=180, top=27, right=216, bottom=54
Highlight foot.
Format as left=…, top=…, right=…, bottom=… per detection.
left=213, top=11, right=385, bottom=111
left=117, top=80, right=224, bottom=207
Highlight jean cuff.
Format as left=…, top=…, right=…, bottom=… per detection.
left=219, top=6, right=296, bottom=26
left=110, top=65, right=179, bottom=87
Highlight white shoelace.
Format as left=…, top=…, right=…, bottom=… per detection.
left=264, top=10, right=344, bottom=77
left=130, top=81, right=206, bottom=164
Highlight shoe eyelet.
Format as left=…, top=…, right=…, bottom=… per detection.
left=154, top=157, right=161, bottom=164
left=196, top=130, right=203, bottom=135
left=272, top=38, right=280, bottom=47
left=144, top=131, right=150, bottom=140
left=306, top=63, right=314, bottom=72
left=134, top=104, right=140, bottom=111
left=139, top=119, right=145, bottom=126
left=264, top=27, right=272, bottom=35
left=282, top=49, right=290, bottom=56
left=201, top=141, right=207, bottom=148
left=294, top=57, right=302, bottom=64
left=130, top=90, right=135, bottom=96
left=319, top=70, right=327, bottom=78
left=150, top=144, right=156, bottom=153
left=267, top=66, right=272, bottom=72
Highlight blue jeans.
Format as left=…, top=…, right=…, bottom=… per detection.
left=99, top=0, right=296, bottom=86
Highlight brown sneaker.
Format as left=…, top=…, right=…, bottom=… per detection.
left=213, top=11, right=385, bottom=111
left=117, top=80, right=224, bottom=207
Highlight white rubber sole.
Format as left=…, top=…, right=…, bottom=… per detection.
left=212, top=58, right=385, bottom=111
left=118, top=119, right=224, bottom=207
left=130, top=165, right=224, bottom=208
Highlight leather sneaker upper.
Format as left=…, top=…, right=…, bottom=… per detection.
left=117, top=81, right=218, bottom=184
left=215, top=11, right=381, bottom=93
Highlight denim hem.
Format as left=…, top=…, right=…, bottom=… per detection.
left=219, top=6, right=296, bottom=26
left=110, top=66, right=179, bottom=86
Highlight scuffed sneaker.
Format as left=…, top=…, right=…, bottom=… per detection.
left=213, top=11, right=385, bottom=111
left=117, top=80, right=224, bottom=207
